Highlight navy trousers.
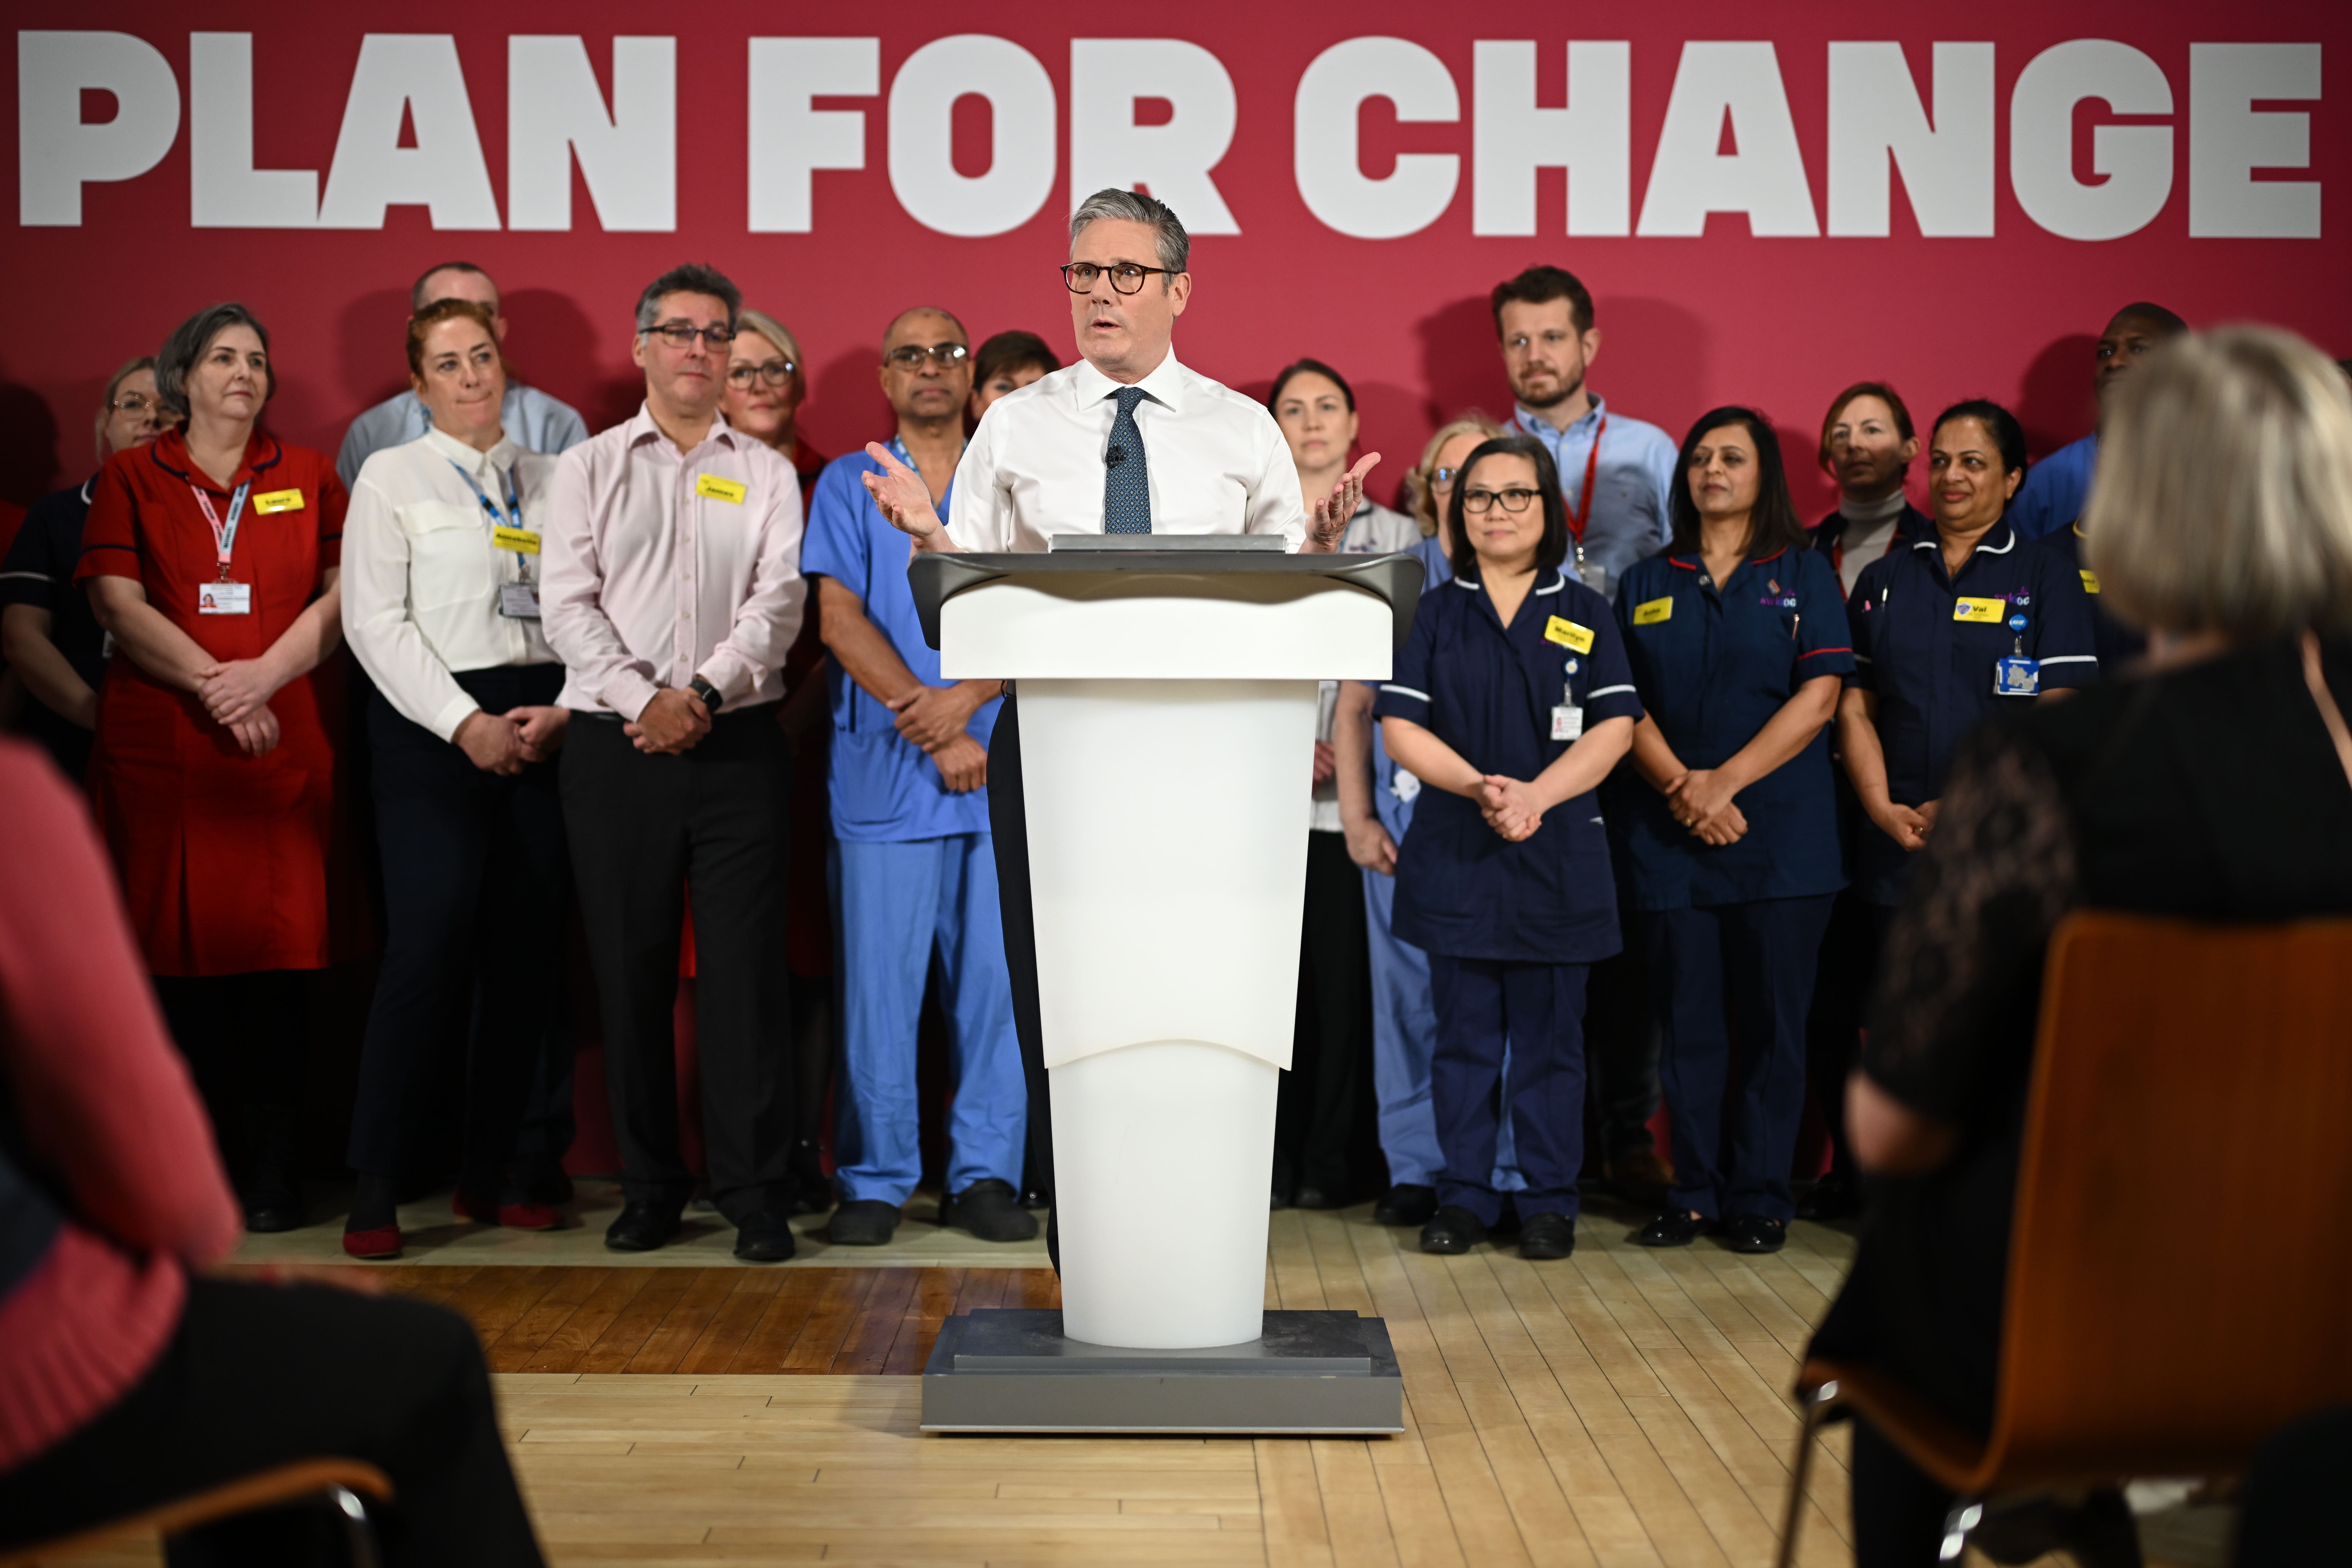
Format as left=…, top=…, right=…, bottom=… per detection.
left=1426, top=956, right=1590, bottom=1225
left=1645, top=894, right=1837, bottom=1223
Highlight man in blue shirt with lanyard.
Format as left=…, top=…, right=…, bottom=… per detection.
left=801, top=306, right=1034, bottom=1249
left=1494, top=265, right=1682, bottom=1202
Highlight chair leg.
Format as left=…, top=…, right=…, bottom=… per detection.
left=326, top=1485, right=381, bottom=1568
left=1938, top=1497, right=1985, bottom=1563
left=1773, top=1383, right=1840, bottom=1568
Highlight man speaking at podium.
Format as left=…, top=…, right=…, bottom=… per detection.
left=862, top=188, right=1377, bottom=1265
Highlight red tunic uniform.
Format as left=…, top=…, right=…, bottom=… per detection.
left=76, top=428, right=349, bottom=976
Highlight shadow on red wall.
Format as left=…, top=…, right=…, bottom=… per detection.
left=0, top=362, right=63, bottom=506
left=2016, top=333, right=2099, bottom=460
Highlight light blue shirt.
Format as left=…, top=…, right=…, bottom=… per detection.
left=337, top=383, right=590, bottom=489
left=2007, top=432, right=2098, bottom=541
left=801, top=439, right=999, bottom=842
left=1508, top=395, right=1679, bottom=602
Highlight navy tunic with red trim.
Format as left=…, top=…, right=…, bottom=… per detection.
left=1373, top=570, right=1644, bottom=964
left=1614, top=545, right=1855, bottom=910
left=1843, top=520, right=2098, bottom=906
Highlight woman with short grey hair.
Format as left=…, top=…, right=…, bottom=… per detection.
left=1810, top=325, right=2352, bottom=1565
left=77, top=300, right=351, bottom=1234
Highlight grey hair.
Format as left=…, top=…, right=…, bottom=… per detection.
left=1069, top=188, right=1189, bottom=276
left=635, top=264, right=742, bottom=334
left=155, top=303, right=274, bottom=420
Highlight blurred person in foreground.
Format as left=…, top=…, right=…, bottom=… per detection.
left=1812, top=326, right=2352, bottom=1564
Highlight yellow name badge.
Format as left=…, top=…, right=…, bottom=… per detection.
left=1954, top=596, right=2008, bottom=623
left=1544, top=616, right=1595, bottom=654
left=493, top=525, right=541, bottom=555
left=251, top=488, right=305, bottom=514
left=1632, top=597, right=1673, bottom=626
left=2080, top=569, right=2101, bottom=594
left=695, top=473, right=747, bottom=504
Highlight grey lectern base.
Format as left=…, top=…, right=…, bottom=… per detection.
left=920, top=1309, right=1403, bottom=1435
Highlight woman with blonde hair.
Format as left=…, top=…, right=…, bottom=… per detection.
left=1332, top=412, right=1509, bottom=1227
left=1811, top=325, right=2352, bottom=1565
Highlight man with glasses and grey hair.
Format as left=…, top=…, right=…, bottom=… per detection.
left=859, top=188, right=1379, bottom=1264
left=542, top=263, right=808, bottom=1263
left=337, top=261, right=588, bottom=487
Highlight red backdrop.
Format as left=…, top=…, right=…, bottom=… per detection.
left=3, top=3, right=2344, bottom=515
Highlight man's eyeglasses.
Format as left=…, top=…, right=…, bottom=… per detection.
left=726, top=359, right=798, bottom=389
left=109, top=393, right=160, bottom=416
left=1061, top=262, right=1173, bottom=295
left=884, top=343, right=970, bottom=371
left=643, top=322, right=736, bottom=349
left=1462, top=487, right=1540, bottom=514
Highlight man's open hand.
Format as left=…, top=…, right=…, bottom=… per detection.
left=1304, top=454, right=1382, bottom=552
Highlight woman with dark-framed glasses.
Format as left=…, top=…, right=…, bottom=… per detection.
left=1373, top=434, right=1642, bottom=1262
left=2, top=358, right=168, bottom=778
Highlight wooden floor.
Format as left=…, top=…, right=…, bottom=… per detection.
left=65, top=1202, right=2226, bottom=1566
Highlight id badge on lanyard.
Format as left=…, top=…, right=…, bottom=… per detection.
left=1560, top=415, right=1607, bottom=576
left=450, top=459, right=541, bottom=618
left=1551, top=672, right=1584, bottom=741
left=1994, top=614, right=2041, bottom=696
left=190, top=481, right=252, bottom=615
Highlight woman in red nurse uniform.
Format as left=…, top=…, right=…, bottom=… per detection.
left=78, top=302, right=351, bottom=1234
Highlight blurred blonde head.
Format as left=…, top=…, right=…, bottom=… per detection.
left=1407, top=411, right=1507, bottom=537
left=2089, top=327, right=2352, bottom=638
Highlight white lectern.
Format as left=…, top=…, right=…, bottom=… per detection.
left=912, top=539, right=1419, bottom=1435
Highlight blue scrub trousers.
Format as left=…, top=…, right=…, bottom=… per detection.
left=1426, top=956, right=1589, bottom=1225
left=1644, top=895, right=1837, bottom=1224
left=831, top=833, right=1026, bottom=1205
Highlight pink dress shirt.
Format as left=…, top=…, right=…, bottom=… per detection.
left=542, top=406, right=806, bottom=720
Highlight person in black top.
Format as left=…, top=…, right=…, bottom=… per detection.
left=0, top=358, right=166, bottom=776
left=1814, top=326, right=2352, bottom=1566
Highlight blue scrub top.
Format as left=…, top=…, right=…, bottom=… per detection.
left=1845, top=520, right=2098, bottom=904
left=801, top=442, right=999, bottom=842
left=1614, top=545, right=1855, bottom=911
left=2036, top=523, right=2146, bottom=671
left=2006, top=432, right=2098, bottom=541
left=1366, top=535, right=1456, bottom=839
left=1374, top=569, right=1643, bottom=964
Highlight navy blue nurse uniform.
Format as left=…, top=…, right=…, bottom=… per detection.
left=1615, top=544, right=1853, bottom=1224
left=2036, top=523, right=2147, bottom=671
left=1845, top=521, right=2099, bottom=907
left=1373, top=570, right=1642, bottom=1226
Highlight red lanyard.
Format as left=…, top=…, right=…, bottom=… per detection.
left=188, top=482, right=251, bottom=582
left=1561, top=416, right=1606, bottom=544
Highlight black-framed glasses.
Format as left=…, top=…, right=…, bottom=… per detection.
left=1061, top=262, right=1173, bottom=295
left=884, top=342, right=970, bottom=371
left=110, top=392, right=160, bottom=415
left=726, top=359, right=797, bottom=388
left=1461, top=487, right=1540, bottom=514
left=644, top=322, right=735, bottom=349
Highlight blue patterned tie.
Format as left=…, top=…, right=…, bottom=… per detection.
left=1103, top=386, right=1152, bottom=535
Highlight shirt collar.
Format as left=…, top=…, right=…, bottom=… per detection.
left=1069, top=349, right=1189, bottom=416
left=1916, top=519, right=2018, bottom=572
left=422, top=422, right=516, bottom=477
left=1515, top=394, right=1609, bottom=439
left=623, top=402, right=741, bottom=455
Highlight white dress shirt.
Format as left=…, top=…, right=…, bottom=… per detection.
left=542, top=406, right=805, bottom=721
left=342, top=427, right=560, bottom=741
left=337, top=382, right=589, bottom=489
left=946, top=352, right=1308, bottom=552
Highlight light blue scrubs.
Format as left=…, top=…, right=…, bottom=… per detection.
left=1361, top=537, right=1523, bottom=1189
left=802, top=442, right=1024, bottom=1205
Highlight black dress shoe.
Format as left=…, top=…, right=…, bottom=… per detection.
left=1725, top=1214, right=1786, bottom=1254
left=1794, top=1176, right=1856, bottom=1221
left=1419, top=1205, right=1489, bottom=1255
left=733, top=1212, right=797, bottom=1263
left=1373, top=1183, right=1438, bottom=1227
left=1293, top=1186, right=1345, bottom=1211
left=1636, top=1210, right=1707, bottom=1248
left=1518, top=1212, right=1576, bottom=1260
left=604, top=1200, right=683, bottom=1252
left=938, top=1179, right=1039, bottom=1242
left=827, top=1198, right=901, bottom=1246
left=1020, top=1185, right=1051, bottom=1212
left=242, top=1170, right=306, bottom=1234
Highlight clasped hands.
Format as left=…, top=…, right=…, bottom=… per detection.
left=889, top=682, right=988, bottom=793
left=455, top=706, right=571, bottom=774
left=1663, top=768, right=1750, bottom=846
left=625, top=688, right=713, bottom=754
left=193, top=656, right=282, bottom=757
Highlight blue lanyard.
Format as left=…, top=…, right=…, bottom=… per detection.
left=447, top=459, right=523, bottom=532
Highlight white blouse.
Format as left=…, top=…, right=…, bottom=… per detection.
left=342, top=426, right=559, bottom=740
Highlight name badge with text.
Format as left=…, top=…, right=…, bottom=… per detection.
left=197, top=582, right=251, bottom=615
left=1954, top=596, right=2007, bottom=623
left=2080, top=570, right=2101, bottom=594
left=1632, top=597, right=1673, bottom=626
left=1544, top=616, right=1595, bottom=653
left=251, top=489, right=305, bottom=514
left=695, top=473, right=747, bottom=504
left=493, top=525, right=541, bottom=555
left=499, top=583, right=542, bottom=619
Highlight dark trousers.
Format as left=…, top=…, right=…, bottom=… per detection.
left=1273, top=830, right=1376, bottom=1201
left=561, top=709, right=795, bottom=1223
left=1803, top=888, right=1881, bottom=1189
left=1585, top=852, right=1661, bottom=1157
left=348, top=672, right=569, bottom=1197
left=1427, top=955, right=1589, bottom=1224
left=0, top=1277, right=542, bottom=1566
left=987, top=692, right=1057, bottom=1265
left=1645, top=894, right=1836, bottom=1223
left=153, top=971, right=309, bottom=1197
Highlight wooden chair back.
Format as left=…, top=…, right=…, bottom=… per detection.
left=1981, top=910, right=2352, bottom=1485
left=0, top=1458, right=391, bottom=1566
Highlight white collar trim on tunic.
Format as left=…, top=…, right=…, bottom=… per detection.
left=1067, top=349, right=1189, bottom=416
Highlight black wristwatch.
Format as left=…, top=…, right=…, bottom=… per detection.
left=688, top=676, right=724, bottom=712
